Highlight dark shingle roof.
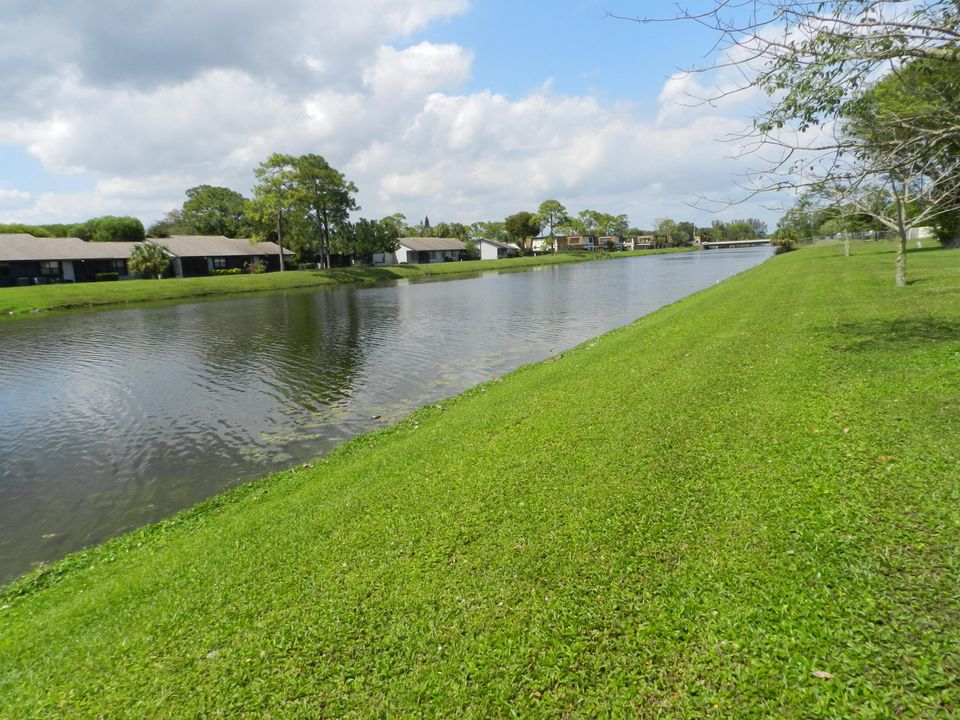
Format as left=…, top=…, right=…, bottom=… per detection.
left=0, top=234, right=138, bottom=262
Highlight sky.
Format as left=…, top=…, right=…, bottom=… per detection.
left=0, top=0, right=779, bottom=231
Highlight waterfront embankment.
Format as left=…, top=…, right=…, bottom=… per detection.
left=1, top=241, right=957, bottom=717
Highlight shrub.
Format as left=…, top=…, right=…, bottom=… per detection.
left=211, top=268, right=243, bottom=276
left=247, top=260, right=267, bottom=274
left=770, top=237, right=797, bottom=254
left=129, top=242, right=172, bottom=279
left=94, top=272, right=119, bottom=282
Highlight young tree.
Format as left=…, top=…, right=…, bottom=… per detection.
left=129, top=242, right=171, bottom=278
left=181, top=185, right=249, bottom=237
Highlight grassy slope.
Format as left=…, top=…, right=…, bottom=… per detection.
left=0, top=249, right=691, bottom=317
left=1, top=242, right=957, bottom=718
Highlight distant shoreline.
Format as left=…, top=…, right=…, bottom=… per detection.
left=0, top=247, right=695, bottom=319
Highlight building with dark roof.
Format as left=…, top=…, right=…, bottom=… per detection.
left=0, top=234, right=138, bottom=286
left=372, top=237, right=466, bottom=266
left=152, top=235, right=292, bottom=277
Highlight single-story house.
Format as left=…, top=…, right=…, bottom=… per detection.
left=372, top=237, right=466, bottom=265
left=478, top=238, right=520, bottom=260
left=0, top=234, right=138, bottom=286
left=152, top=235, right=291, bottom=277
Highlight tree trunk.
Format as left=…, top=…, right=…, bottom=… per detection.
left=893, top=184, right=907, bottom=287
left=321, top=210, right=332, bottom=270
left=895, top=231, right=907, bottom=286
left=276, top=212, right=285, bottom=272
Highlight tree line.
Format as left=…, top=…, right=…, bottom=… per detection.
left=3, top=155, right=768, bottom=263
left=0, top=217, right=146, bottom=243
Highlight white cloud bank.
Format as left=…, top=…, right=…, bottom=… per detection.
left=0, top=0, right=774, bottom=229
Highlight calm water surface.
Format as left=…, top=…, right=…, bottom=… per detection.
left=0, top=248, right=772, bottom=582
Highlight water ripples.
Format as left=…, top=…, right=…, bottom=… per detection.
left=0, top=248, right=773, bottom=581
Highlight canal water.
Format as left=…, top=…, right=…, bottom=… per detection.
left=0, top=248, right=772, bottom=582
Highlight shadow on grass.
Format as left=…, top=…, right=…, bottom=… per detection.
left=829, top=318, right=960, bottom=353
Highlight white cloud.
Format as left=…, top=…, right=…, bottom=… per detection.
left=0, top=188, right=32, bottom=211
left=0, top=0, right=780, bottom=229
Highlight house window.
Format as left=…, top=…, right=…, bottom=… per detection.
left=40, top=261, right=60, bottom=277
left=0, top=263, right=9, bottom=277
left=111, top=259, right=126, bottom=274
left=212, top=257, right=227, bottom=269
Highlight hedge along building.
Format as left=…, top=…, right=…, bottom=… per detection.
left=0, top=234, right=138, bottom=286
left=151, top=236, right=292, bottom=277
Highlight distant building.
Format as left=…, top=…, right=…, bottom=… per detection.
left=0, top=234, right=138, bottom=286
left=372, top=237, right=466, bottom=265
left=623, top=236, right=655, bottom=251
left=478, top=238, right=519, bottom=260
left=530, top=236, right=578, bottom=253
left=564, top=235, right=597, bottom=251
left=152, top=235, right=291, bottom=277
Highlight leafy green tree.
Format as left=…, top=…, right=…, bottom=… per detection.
left=0, top=223, right=54, bottom=237
left=247, top=153, right=299, bottom=271
left=747, top=219, right=768, bottom=238
left=382, top=213, right=408, bottom=237
left=470, top=221, right=509, bottom=244
left=147, top=209, right=189, bottom=238
left=432, top=222, right=470, bottom=242
left=293, top=154, right=359, bottom=269
left=72, top=216, right=145, bottom=243
left=676, top=221, right=697, bottom=245
left=129, top=242, right=171, bottom=278
left=839, top=55, right=960, bottom=277
left=337, top=218, right=399, bottom=264
left=504, top=211, right=540, bottom=252
left=181, top=185, right=249, bottom=237
left=536, top=199, right=568, bottom=238
left=653, top=218, right=681, bottom=247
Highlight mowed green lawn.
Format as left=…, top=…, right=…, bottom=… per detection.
left=1, top=242, right=957, bottom=717
left=0, top=249, right=692, bottom=318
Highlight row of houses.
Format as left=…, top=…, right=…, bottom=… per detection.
left=370, top=234, right=658, bottom=266
left=0, top=230, right=664, bottom=287
left=527, top=235, right=656, bottom=253
left=0, top=234, right=290, bottom=287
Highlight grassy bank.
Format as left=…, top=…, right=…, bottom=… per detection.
left=1, top=242, right=957, bottom=717
left=0, top=248, right=691, bottom=318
